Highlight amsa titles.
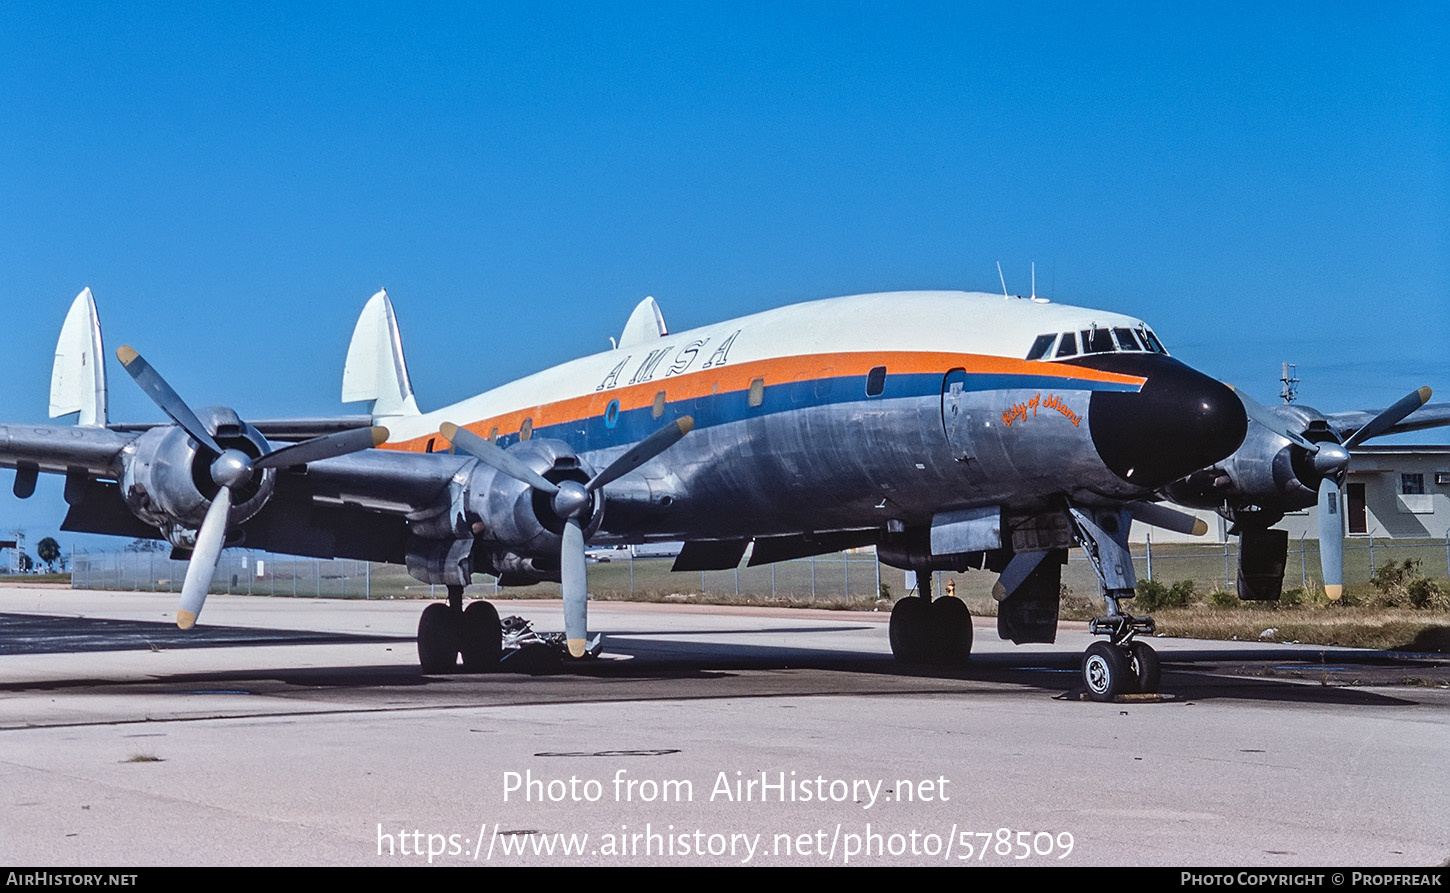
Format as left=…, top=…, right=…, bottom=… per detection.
left=503, top=769, right=949, bottom=810
left=595, top=330, right=742, bottom=391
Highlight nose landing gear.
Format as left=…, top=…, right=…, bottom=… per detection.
left=1068, top=502, right=1164, bottom=701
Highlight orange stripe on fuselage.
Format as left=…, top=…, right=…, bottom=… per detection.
left=384, top=350, right=1146, bottom=452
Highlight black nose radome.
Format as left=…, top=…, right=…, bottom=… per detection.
left=1077, top=354, right=1248, bottom=490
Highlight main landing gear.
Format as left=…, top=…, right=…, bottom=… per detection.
left=417, top=585, right=503, bottom=673
left=1068, top=503, right=1162, bottom=701
left=888, top=573, right=973, bottom=665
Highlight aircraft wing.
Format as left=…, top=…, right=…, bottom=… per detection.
left=1325, top=401, right=1450, bottom=442
left=0, top=421, right=474, bottom=563
left=0, top=423, right=132, bottom=478
left=105, top=415, right=377, bottom=442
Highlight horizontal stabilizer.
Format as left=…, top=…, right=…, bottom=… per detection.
left=342, top=289, right=421, bottom=420
left=49, top=288, right=108, bottom=426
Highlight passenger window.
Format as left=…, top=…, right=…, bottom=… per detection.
left=519, top=418, right=533, bottom=441
left=1055, top=332, right=1078, bottom=357
left=748, top=377, right=765, bottom=407
left=653, top=390, right=667, bottom=419
left=488, top=426, right=499, bottom=443
left=425, top=438, right=435, bottom=454
left=1025, top=334, right=1056, bottom=361
left=865, top=365, right=887, bottom=396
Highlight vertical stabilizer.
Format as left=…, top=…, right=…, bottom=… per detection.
left=617, top=296, right=668, bottom=348
left=49, top=287, right=108, bottom=427
left=342, top=289, right=421, bottom=420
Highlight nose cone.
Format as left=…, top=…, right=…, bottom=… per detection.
left=1081, top=355, right=1248, bottom=490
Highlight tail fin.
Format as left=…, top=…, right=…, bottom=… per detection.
left=342, top=289, right=421, bottom=421
left=49, top=287, right=108, bottom=427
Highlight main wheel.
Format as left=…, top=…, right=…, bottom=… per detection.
left=417, top=603, right=461, bottom=673
left=1127, top=641, right=1161, bottom=694
left=928, top=596, right=973, bottom=664
left=1082, top=641, right=1131, bottom=701
left=889, top=597, right=930, bottom=663
left=460, top=600, right=503, bottom=672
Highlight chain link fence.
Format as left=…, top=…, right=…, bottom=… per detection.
left=66, top=536, right=1450, bottom=607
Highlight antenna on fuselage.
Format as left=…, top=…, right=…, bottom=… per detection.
left=1280, top=362, right=1299, bottom=404
left=997, top=262, right=1009, bottom=299
left=1030, top=262, right=1036, bottom=300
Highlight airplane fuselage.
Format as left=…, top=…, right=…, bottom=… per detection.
left=377, top=291, right=1242, bottom=549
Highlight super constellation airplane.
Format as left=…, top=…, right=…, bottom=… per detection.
left=5, top=286, right=1253, bottom=700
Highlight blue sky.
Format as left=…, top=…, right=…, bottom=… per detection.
left=1, top=2, right=1447, bottom=547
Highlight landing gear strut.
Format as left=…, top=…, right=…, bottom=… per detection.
left=888, top=571, right=973, bottom=665
left=417, top=585, right=503, bottom=673
left=1068, top=503, right=1162, bottom=701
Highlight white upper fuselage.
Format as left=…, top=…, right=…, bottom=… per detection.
left=381, top=290, right=1156, bottom=451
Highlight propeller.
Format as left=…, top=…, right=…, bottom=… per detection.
left=441, top=416, right=694, bottom=657
left=117, top=346, right=389, bottom=628
left=1231, top=384, right=1431, bottom=599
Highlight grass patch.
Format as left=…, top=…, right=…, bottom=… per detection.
left=1149, top=605, right=1450, bottom=651
left=123, top=753, right=164, bottom=763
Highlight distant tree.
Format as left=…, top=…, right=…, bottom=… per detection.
left=124, top=538, right=168, bottom=553
left=36, top=537, right=61, bottom=572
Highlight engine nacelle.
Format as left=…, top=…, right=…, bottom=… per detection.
left=464, top=438, right=605, bottom=552
left=1162, top=403, right=1337, bottom=519
left=402, top=438, right=605, bottom=586
left=119, top=407, right=276, bottom=547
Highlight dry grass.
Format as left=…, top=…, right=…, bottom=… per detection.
left=1149, top=604, right=1450, bottom=651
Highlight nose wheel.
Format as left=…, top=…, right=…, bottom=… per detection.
left=1081, top=639, right=1161, bottom=701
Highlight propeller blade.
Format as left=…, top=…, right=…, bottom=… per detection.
left=116, top=346, right=223, bottom=455
left=1317, top=477, right=1344, bottom=601
left=1128, top=501, right=1209, bottom=536
left=440, top=422, right=560, bottom=495
left=587, top=416, right=695, bottom=491
left=561, top=515, right=588, bottom=658
left=1228, top=385, right=1320, bottom=452
left=254, top=426, right=389, bottom=469
left=1343, top=386, right=1433, bottom=449
left=177, top=486, right=232, bottom=629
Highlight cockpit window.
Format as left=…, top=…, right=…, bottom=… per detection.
left=1113, top=327, right=1143, bottom=351
left=1081, top=328, right=1114, bottom=353
left=1025, top=334, right=1056, bottom=361
left=1033, top=324, right=1167, bottom=360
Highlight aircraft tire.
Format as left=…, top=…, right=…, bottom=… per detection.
left=418, top=603, right=461, bottom=673
left=1082, top=641, right=1131, bottom=702
left=1127, top=641, right=1161, bottom=694
left=889, top=597, right=931, bottom=663
left=928, top=596, right=973, bottom=663
left=460, top=600, right=503, bottom=672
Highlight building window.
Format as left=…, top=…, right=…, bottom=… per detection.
left=1402, top=473, right=1425, bottom=495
